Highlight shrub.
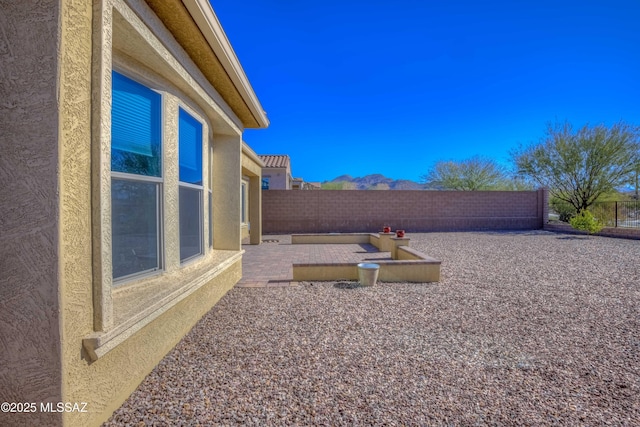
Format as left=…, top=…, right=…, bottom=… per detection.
left=550, top=197, right=576, bottom=222
left=569, top=210, right=604, bottom=234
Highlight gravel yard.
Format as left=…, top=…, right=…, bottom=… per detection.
left=104, top=231, right=640, bottom=426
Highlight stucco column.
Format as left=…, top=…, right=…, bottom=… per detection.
left=213, top=133, right=242, bottom=250
left=378, top=232, right=395, bottom=253
left=390, top=237, right=410, bottom=260
left=249, top=175, right=262, bottom=244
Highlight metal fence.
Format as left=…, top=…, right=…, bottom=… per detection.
left=590, top=201, right=640, bottom=229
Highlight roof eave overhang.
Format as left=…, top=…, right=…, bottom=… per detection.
left=163, top=0, right=269, bottom=129
left=145, top=0, right=269, bottom=129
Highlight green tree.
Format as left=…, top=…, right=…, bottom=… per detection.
left=493, top=174, right=536, bottom=191
left=421, top=156, right=508, bottom=190
left=628, top=164, right=640, bottom=199
left=513, top=121, right=639, bottom=212
left=321, top=182, right=344, bottom=190
left=321, top=181, right=357, bottom=190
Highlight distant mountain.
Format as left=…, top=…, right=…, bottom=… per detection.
left=323, top=174, right=433, bottom=190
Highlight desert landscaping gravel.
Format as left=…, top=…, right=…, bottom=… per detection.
left=104, top=231, right=640, bottom=426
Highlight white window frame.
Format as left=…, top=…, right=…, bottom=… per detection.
left=178, top=106, right=205, bottom=264
left=110, top=70, right=165, bottom=285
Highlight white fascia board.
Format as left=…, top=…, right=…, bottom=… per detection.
left=182, top=0, right=269, bottom=128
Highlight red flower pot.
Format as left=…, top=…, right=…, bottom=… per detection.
left=383, top=226, right=391, bottom=233
left=396, top=230, right=405, bottom=238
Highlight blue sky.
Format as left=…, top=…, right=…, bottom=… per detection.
left=211, top=0, right=640, bottom=183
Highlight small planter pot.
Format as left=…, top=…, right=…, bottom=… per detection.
left=395, top=230, right=405, bottom=238
left=383, top=226, right=391, bottom=233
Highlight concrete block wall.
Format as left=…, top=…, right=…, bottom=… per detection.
left=544, top=222, right=640, bottom=240
left=263, top=189, right=547, bottom=234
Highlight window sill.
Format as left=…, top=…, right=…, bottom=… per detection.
left=83, top=249, right=242, bottom=361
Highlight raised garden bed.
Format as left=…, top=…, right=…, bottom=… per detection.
left=291, top=233, right=441, bottom=283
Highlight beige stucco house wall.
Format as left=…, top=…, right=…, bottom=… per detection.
left=0, top=1, right=267, bottom=426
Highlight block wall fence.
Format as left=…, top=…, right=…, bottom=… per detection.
left=544, top=222, right=640, bottom=240
left=262, top=188, right=548, bottom=234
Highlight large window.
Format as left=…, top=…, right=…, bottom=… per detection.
left=111, top=71, right=162, bottom=282
left=178, top=108, right=203, bottom=262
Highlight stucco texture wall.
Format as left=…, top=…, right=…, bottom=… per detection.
left=0, top=1, right=64, bottom=426
left=60, top=1, right=244, bottom=426
left=65, top=261, right=241, bottom=427
left=242, top=148, right=263, bottom=244
left=263, top=190, right=547, bottom=234
left=2, top=0, right=248, bottom=425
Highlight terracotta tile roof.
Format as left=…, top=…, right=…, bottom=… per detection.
left=259, top=155, right=290, bottom=168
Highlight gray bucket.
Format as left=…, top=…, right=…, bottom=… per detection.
left=357, top=263, right=380, bottom=286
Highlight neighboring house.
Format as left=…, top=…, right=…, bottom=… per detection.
left=292, top=178, right=321, bottom=190
left=259, top=154, right=293, bottom=189
left=0, top=1, right=267, bottom=426
left=258, top=155, right=313, bottom=190
left=292, top=177, right=304, bottom=190
left=304, top=182, right=322, bottom=190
